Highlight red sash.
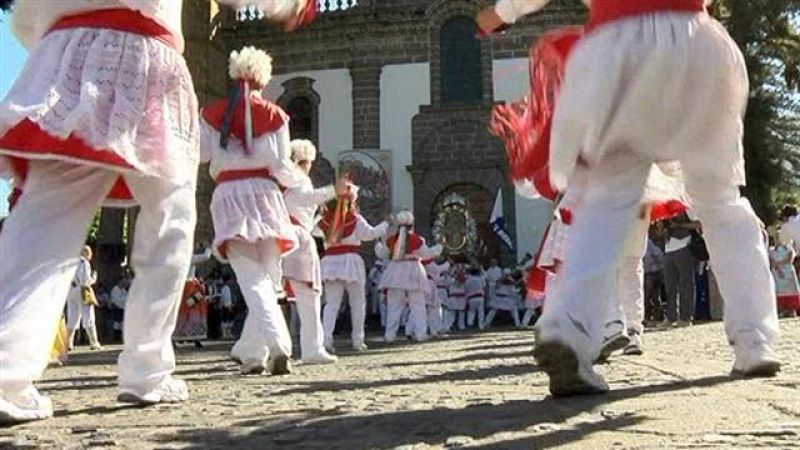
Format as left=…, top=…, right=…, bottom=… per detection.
left=323, top=245, right=361, bottom=256
left=216, top=168, right=275, bottom=184
left=49, top=9, right=178, bottom=51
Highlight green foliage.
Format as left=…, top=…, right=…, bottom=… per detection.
left=714, top=0, right=800, bottom=223
left=86, top=210, right=101, bottom=246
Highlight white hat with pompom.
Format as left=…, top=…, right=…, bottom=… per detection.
left=228, top=46, right=273, bottom=88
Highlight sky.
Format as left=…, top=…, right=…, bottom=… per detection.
left=0, top=15, right=27, bottom=216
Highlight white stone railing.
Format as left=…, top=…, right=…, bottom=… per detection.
left=236, top=1, right=359, bottom=21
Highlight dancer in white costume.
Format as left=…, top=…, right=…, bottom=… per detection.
left=320, top=190, right=389, bottom=352
left=283, top=139, right=345, bottom=364
left=442, top=266, right=468, bottom=332
left=464, top=267, right=487, bottom=330
left=481, top=0, right=781, bottom=396
left=483, top=269, right=522, bottom=328
left=0, top=0, right=313, bottom=424
left=66, top=246, right=103, bottom=351
left=378, top=211, right=443, bottom=342
left=202, top=47, right=312, bottom=376
left=423, top=257, right=450, bottom=337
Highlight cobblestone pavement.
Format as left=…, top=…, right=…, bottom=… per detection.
left=3, top=319, right=800, bottom=449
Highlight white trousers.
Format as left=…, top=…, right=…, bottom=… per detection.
left=289, top=279, right=326, bottom=360
left=426, top=296, right=443, bottom=336
left=66, top=289, right=96, bottom=330
left=322, top=280, right=367, bottom=347
left=521, top=308, right=537, bottom=327
left=542, top=152, right=778, bottom=359
left=0, top=161, right=196, bottom=393
left=608, top=216, right=649, bottom=336
left=442, top=308, right=466, bottom=331
left=385, top=289, right=427, bottom=342
left=466, top=298, right=485, bottom=329
left=228, top=241, right=291, bottom=365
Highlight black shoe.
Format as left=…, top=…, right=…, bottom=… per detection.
left=268, top=355, right=291, bottom=376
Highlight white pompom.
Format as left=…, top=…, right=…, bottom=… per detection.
left=290, top=139, right=317, bottom=162
left=229, top=46, right=273, bottom=87
left=396, top=210, right=415, bottom=226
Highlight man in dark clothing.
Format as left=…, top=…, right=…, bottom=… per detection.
left=663, top=212, right=702, bottom=325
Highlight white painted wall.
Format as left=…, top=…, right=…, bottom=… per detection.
left=493, top=58, right=554, bottom=261
left=380, top=63, right=431, bottom=212
left=264, top=69, right=353, bottom=164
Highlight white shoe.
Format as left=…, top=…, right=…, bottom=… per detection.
left=352, top=342, right=368, bottom=352
left=732, top=338, right=781, bottom=378
left=0, top=385, right=54, bottom=425
left=301, top=351, right=338, bottom=365
left=117, top=377, right=189, bottom=405
left=267, top=354, right=291, bottom=376
left=623, top=331, right=643, bottom=356
left=533, top=315, right=609, bottom=397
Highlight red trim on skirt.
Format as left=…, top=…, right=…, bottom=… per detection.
left=0, top=119, right=136, bottom=202
left=777, top=294, right=800, bottom=311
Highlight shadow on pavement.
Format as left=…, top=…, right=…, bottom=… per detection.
left=383, top=349, right=535, bottom=368
left=271, top=362, right=542, bottom=396
left=155, top=375, right=731, bottom=450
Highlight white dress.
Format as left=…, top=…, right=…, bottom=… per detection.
left=282, top=178, right=335, bottom=289
left=424, top=261, right=450, bottom=305
left=320, top=217, right=388, bottom=286
left=199, top=94, right=306, bottom=261
left=491, top=281, right=521, bottom=311
left=376, top=235, right=442, bottom=293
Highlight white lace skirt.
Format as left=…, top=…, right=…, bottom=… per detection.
left=0, top=28, right=198, bottom=185
left=210, top=178, right=298, bottom=262
left=490, top=293, right=520, bottom=311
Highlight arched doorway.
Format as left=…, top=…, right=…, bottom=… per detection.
left=430, top=183, right=498, bottom=263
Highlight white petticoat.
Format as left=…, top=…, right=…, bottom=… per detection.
left=489, top=294, right=520, bottom=311
left=379, top=260, right=430, bottom=293
left=0, top=28, right=198, bottom=184
left=321, top=253, right=367, bottom=286
left=210, top=178, right=297, bottom=262
left=549, top=12, right=748, bottom=192
left=282, top=225, right=322, bottom=291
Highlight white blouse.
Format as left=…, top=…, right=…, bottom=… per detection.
left=284, top=177, right=336, bottom=232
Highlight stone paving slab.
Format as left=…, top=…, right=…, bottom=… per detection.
left=2, top=319, right=800, bottom=449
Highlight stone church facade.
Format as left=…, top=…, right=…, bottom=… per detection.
left=177, top=0, right=586, bottom=265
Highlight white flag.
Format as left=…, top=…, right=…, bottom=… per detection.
left=490, top=189, right=514, bottom=251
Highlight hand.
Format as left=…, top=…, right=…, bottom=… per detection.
left=476, top=7, right=506, bottom=35
left=335, top=178, right=349, bottom=196
left=282, top=14, right=303, bottom=32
